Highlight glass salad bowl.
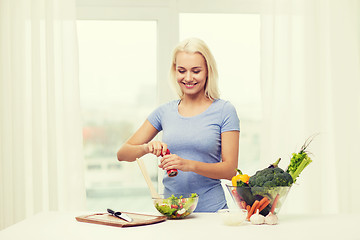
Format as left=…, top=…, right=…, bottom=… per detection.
left=226, top=184, right=291, bottom=217
left=153, top=193, right=198, bottom=219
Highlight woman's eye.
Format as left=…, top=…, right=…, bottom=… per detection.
left=193, top=71, right=200, bottom=74
left=178, top=70, right=186, bottom=74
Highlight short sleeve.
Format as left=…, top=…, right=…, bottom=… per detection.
left=147, top=102, right=169, bottom=131
left=220, top=101, right=240, bottom=133
left=147, top=108, right=163, bottom=131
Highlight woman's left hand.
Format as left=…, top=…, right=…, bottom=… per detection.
left=159, top=154, right=192, bottom=172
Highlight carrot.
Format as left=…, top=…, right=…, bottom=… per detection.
left=249, top=197, right=268, bottom=215
left=247, top=200, right=259, bottom=219
left=258, top=199, right=271, bottom=212
left=256, top=197, right=269, bottom=211
left=240, top=201, right=247, bottom=209
left=270, top=194, right=280, bottom=214
left=246, top=204, right=251, bottom=214
left=258, top=196, right=269, bottom=207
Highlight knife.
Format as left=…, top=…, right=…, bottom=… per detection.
left=107, top=208, right=133, bottom=222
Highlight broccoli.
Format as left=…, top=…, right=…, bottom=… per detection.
left=248, top=159, right=293, bottom=187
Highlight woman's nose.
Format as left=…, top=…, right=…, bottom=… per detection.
left=185, top=71, right=192, bottom=81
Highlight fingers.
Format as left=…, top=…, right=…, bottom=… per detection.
left=159, top=155, right=172, bottom=170
left=161, top=145, right=168, bottom=156
left=159, top=154, right=181, bottom=171
left=147, top=141, right=167, bottom=157
left=159, top=155, right=192, bottom=173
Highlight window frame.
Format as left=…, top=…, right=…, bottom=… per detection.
left=76, top=0, right=180, bottom=104
left=76, top=0, right=263, bottom=103
left=76, top=0, right=263, bottom=206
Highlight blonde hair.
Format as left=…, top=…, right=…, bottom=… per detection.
left=170, top=38, right=220, bottom=100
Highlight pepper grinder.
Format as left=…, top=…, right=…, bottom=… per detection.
left=160, top=149, right=178, bottom=177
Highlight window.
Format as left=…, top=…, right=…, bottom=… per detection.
left=77, top=20, right=158, bottom=212
left=76, top=0, right=262, bottom=211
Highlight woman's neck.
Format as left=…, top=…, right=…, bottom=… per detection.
left=178, top=94, right=213, bottom=117
left=181, top=93, right=212, bottom=106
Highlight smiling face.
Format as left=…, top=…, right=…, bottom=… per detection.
left=175, top=51, right=208, bottom=98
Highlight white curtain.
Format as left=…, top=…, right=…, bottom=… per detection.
left=260, top=0, right=360, bottom=214
left=0, top=0, right=85, bottom=229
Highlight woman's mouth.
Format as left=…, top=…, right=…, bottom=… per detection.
left=182, top=82, right=197, bottom=89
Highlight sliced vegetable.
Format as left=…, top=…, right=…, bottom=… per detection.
left=155, top=193, right=198, bottom=219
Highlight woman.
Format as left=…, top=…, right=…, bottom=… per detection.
left=117, top=38, right=240, bottom=212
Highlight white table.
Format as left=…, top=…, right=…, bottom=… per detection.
left=1, top=211, right=359, bottom=240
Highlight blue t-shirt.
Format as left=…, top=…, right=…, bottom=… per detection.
left=147, top=99, right=240, bottom=212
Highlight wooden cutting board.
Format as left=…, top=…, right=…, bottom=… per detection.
left=76, top=212, right=167, bottom=227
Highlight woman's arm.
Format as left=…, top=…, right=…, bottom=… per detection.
left=117, top=120, right=166, bottom=162
left=159, top=130, right=239, bottom=180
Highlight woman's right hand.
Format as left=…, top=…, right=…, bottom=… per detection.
left=145, top=141, right=168, bottom=157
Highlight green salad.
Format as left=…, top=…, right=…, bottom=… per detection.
left=154, top=193, right=198, bottom=219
